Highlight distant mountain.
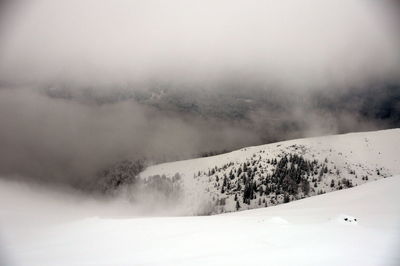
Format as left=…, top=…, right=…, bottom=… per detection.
left=44, top=84, right=400, bottom=147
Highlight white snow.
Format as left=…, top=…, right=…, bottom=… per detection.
left=1, top=175, right=399, bottom=266
left=139, top=128, right=400, bottom=214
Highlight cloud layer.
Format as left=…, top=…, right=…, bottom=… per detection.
left=0, top=0, right=399, bottom=89
left=0, top=0, right=398, bottom=188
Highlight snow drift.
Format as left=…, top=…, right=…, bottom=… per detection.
left=0, top=175, right=399, bottom=266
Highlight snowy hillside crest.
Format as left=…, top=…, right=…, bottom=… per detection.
left=126, top=129, right=399, bottom=215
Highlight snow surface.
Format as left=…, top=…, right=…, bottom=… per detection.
left=139, top=129, right=400, bottom=214
left=1, top=176, right=399, bottom=266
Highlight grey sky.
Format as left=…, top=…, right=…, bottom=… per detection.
left=0, top=0, right=399, bottom=89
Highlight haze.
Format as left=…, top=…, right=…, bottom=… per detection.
left=0, top=0, right=399, bottom=188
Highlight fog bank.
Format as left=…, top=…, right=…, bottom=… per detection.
left=0, top=0, right=399, bottom=189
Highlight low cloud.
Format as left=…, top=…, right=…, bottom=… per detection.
left=0, top=88, right=260, bottom=187
left=0, top=0, right=398, bottom=189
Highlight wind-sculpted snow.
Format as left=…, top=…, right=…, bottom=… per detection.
left=1, top=174, right=399, bottom=266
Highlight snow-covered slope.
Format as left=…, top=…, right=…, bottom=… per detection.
left=1, top=175, right=399, bottom=266
left=139, top=129, right=400, bottom=214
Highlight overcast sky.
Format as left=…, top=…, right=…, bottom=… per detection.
left=0, top=0, right=399, bottom=90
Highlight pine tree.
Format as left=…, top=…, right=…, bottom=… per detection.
left=283, top=194, right=290, bottom=203
left=236, top=200, right=241, bottom=211
left=259, top=186, right=264, bottom=196
left=301, top=180, right=310, bottom=195
left=229, top=170, right=235, bottom=180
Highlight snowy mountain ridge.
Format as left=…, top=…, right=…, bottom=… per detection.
left=138, top=129, right=400, bottom=215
